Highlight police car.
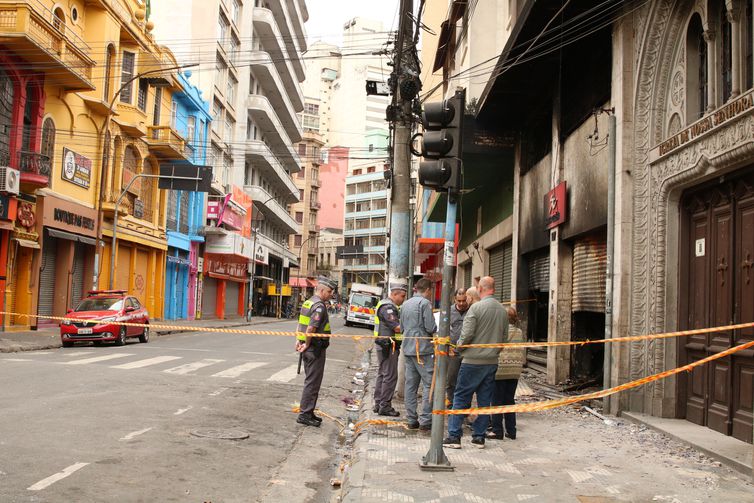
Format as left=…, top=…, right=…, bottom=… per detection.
left=60, top=290, right=150, bottom=347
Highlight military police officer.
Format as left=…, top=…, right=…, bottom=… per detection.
left=296, top=276, right=338, bottom=427
left=372, top=282, right=408, bottom=417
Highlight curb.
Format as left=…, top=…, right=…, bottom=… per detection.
left=0, top=341, right=61, bottom=353
left=154, top=317, right=291, bottom=336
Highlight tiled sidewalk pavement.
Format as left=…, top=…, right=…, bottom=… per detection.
left=343, top=371, right=754, bottom=503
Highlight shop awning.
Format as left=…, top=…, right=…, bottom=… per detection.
left=47, top=228, right=97, bottom=246
left=13, top=237, right=40, bottom=249
left=290, top=277, right=316, bottom=288
left=253, top=275, right=275, bottom=282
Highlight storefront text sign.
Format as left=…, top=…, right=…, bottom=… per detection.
left=545, top=181, right=567, bottom=230
left=255, top=244, right=269, bottom=265
left=207, top=200, right=244, bottom=230
left=204, top=254, right=247, bottom=281
left=655, top=91, right=754, bottom=158
left=62, top=148, right=92, bottom=189
left=43, top=193, right=98, bottom=236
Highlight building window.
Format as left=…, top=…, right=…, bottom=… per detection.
left=353, top=169, right=362, bottom=175
left=104, top=44, right=115, bottom=102
left=230, top=35, right=240, bottom=65
left=298, top=143, right=307, bottom=156
left=187, top=116, right=196, bottom=144
left=227, top=75, right=237, bottom=105
left=299, top=166, right=305, bottom=179
left=686, top=14, right=708, bottom=121
left=294, top=234, right=302, bottom=246
left=41, top=118, right=55, bottom=160
left=225, top=118, right=234, bottom=143
left=249, top=73, right=257, bottom=95
left=299, top=188, right=304, bottom=199
left=137, top=79, right=149, bottom=111
left=217, top=13, right=229, bottom=45
left=153, top=88, right=162, bottom=126
left=212, top=100, right=223, bottom=134
left=746, top=1, right=753, bottom=91
left=215, top=53, right=227, bottom=91
left=53, top=7, right=65, bottom=33
left=720, top=3, right=733, bottom=102
left=120, top=51, right=136, bottom=104
left=296, top=211, right=303, bottom=223
left=232, top=0, right=241, bottom=24
left=171, top=101, right=178, bottom=129
left=367, top=166, right=375, bottom=173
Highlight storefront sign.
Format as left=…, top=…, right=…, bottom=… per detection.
left=204, top=254, right=247, bottom=281
left=62, top=148, right=92, bottom=188
left=545, top=181, right=567, bottom=230
left=197, top=257, right=204, bottom=273
left=42, top=195, right=98, bottom=237
left=0, top=194, right=17, bottom=221
left=231, top=185, right=253, bottom=238
left=207, top=197, right=244, bottom=231
left=656, top=91, right=754, bottom=158
left=205, top=233, right=253, bottom=259
left=254, top=244, right=269, bottom=265
left=16, top=201, right=36, bottom=231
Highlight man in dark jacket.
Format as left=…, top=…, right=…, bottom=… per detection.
left=372, top=282, right=407, bottom=416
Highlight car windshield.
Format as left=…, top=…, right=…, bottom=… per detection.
left=75, top=298, right=124, bottom=312
left=351, top=294, right=377, bottom=308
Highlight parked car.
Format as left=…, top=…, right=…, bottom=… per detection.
left=60, top=290, right=149, bottom=347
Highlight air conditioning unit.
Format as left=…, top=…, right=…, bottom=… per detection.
left=0, top=167, right=20, bottom=195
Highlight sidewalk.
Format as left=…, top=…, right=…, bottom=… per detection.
left=0, top=316, right=286, bottom=353
left=342, top=366, right=754, bottom=502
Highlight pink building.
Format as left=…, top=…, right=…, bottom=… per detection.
left=318, top=146, right=349, bottom=229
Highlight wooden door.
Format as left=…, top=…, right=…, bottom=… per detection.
left=681, top=169, right=754, bottom=443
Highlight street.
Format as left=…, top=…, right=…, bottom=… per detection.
left=0, top=317, right=368, bottom=503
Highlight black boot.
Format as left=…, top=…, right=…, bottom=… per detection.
left=297, top=413, right=321, bottom=427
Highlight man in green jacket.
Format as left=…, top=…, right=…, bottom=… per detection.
left=443, top=276, right=508, bottom=449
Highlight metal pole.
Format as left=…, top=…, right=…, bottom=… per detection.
left=247, top=228, right=257, bottom=323
left=421, top=191, right=457, bottom=472
left=278, top=256, right=285, bottom=318
left=603, top=113, right=616, bottom=413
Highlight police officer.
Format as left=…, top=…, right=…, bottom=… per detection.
left=296, top=276, right=338, bottom=427
left=372, top=282, right=408, bottom=416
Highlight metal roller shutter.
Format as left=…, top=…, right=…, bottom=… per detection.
left=225, top=281, right=240, bottom=316
left=488, top=241, right=512, bottom=302
left=70, top=242, right=86, bottom=309
left=528, top=253, right=550, bottom=292
left=572, top=237, right=607, bottom=312
left=203, top=277, right=217, bottom=317
left=463, top=263, right=472, bottom=289
left=38, top=235, right=57, bottom=316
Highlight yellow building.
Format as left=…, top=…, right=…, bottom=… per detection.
left=0, top=0, right=188, bottom=328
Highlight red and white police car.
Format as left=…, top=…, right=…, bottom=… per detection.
left=60, top=290, right=150, bottom=347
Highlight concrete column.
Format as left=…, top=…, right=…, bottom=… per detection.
left=728, top=9, right=741, bottom=98
left=704, top=30, right=717, bottom=111
left=547, top=229, right=572, bottom=385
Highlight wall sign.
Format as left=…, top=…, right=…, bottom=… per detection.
left=695, top=238, right=705, bottom=257
left=255, top=244, right=269, bottom=265
left=544, top=181, right=568, bottom=230
left=61, top=148, right=92, bottom=189
left=0, top=194, right=16, bottom=221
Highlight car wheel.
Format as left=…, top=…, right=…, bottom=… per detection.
left=62, top=341, right=74, bottom=348
left=139, top=325, right=149, bottom=343
left=344, top=320, right=352, bottom=327
left=115, top=326, right=127, bottom=346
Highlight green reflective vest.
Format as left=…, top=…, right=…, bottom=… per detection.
left=373, top=299, right=402, bottom=341
left=297, top=296, right=331, bottom=341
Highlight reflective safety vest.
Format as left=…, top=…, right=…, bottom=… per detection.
left=297, top=296, right=331, bottom=341
left=373, top=299, right=402, bottom=341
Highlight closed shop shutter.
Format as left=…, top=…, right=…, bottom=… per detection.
left=572, top=237, right=607, bottom=312
left=38, top=235, right=57, bottom=316
left=203, top=277, right=217, bottom=317
left=225, top=281, right=240, bottom=316
left=463, top=263, right=472, bottom=289
left=528, top=252, right=549, bottom=292
left=70, top=242, right=86, bottom=309
left=488, top=241, right=513, bottom=302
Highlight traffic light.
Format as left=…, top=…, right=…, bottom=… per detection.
left=418, top=89, right=465, bottom=192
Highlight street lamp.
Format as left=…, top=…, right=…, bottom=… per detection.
left=92, top=62, right=199, bottom=290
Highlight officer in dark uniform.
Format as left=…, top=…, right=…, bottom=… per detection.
left=296, top=276, right=338, bottom=427
left=372, top=281, right=408, bottom=416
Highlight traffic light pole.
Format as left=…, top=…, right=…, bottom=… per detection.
left=421, top=189, right=457, bottom=471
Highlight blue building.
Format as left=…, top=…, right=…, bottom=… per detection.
left=164, top=71, right=212, bottom=320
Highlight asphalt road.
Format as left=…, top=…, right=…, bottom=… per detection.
left=0, top=316, right=370, bottom=503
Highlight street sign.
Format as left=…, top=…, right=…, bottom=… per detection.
left=366, top=80, right=390, bottom=96
left=158, top=164, right=213, bottom=192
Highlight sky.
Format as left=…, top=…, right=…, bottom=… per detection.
left=304, top=0, right=400, bottom=46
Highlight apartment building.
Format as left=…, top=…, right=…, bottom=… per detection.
left=152, top=0, right=307, bottom=317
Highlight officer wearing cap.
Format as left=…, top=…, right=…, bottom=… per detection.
left=372, top=281, right=408, bottom=416
left=296, top=276, right=338, bottom=427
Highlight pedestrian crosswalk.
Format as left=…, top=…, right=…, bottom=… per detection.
left=3, top=350, right=305, bottom=383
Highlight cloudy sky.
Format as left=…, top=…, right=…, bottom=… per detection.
left=304, top=0, right=400, bottom=46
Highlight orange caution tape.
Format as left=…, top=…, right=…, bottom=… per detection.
left=434, top=338, right=754, bottom=415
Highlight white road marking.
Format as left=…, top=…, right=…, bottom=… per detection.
left=30, top=351, right=52, bottom=355
left=143, top=346, right=213, bottom=352
left=211, top=362, right=267, bottom=378
left=60, top=351, right=94, bottom=357
left=119, top=427, right=153, bottom=441
left=208, top=388, right=228, bottom=396
left=266, top=364, right=299, bottom=383
left=27, top=462, right=89, bottom=491
left=174, top=406, right=192, bottom=416
left=240, top=351, right=274, bottom=356
left=110, top=356, right=182, bottom=369
left=63, top=353, right=134, bottom=365
left=2, top=358, right=32, bottom=362
left=164, top=359, right=225, bottom=375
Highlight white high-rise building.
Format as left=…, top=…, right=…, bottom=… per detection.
left=152, top=0, right=307, bottom=317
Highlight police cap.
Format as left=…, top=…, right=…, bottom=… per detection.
left=389, top=281, right=408, bottom=293
left=317, top=276, right=338, bottom=291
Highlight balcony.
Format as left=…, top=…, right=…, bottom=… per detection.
left=245, top=184, right=300, bottom=235
left=18, top=150, right=51, bottom=189
left=245, top=140, right=299, bottom=195
left=309, top=199, right=321, bottom=210
left=0, top=1, right=95, bottom=90
left=249, top=50, right=303, bottom=134
left=247, top=95, right=302, bottom=170
left=264, top=0, right=305, bottom=82
left=285, top=0, right=307, bottom=52
left=252, top=7, right=303, bottom=104
left=145, top=126, right=187, bottom=159
left=310, top=176, right=320, bottom=187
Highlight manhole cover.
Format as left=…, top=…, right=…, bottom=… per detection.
left=190, top=428, right=249, bottom=440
